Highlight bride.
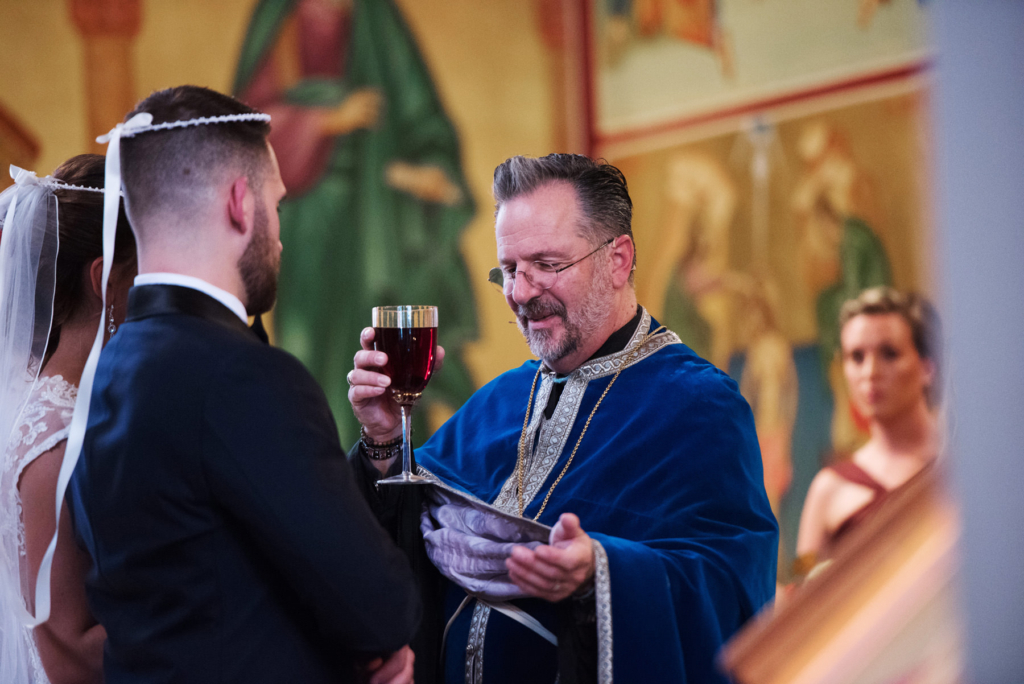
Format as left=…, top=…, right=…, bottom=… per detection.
left=0, top=155, right=136, bottom=683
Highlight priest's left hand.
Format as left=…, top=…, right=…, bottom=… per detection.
left=506, top=513, right=595, bottom=602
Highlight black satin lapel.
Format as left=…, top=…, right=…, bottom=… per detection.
left=126, top=285, right=250, bottom=336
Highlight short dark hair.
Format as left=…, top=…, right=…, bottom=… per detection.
left=492, top=154, right=636, bottom=273
left=839, top=286, right=943, bottom=404
left=120, top=86, right=271, bottom=231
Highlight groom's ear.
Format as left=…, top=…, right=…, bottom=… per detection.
left=227, top=176, right=254, bottom=237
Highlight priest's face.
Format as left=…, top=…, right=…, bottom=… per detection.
left=495, top=182, right=614, bottom=366
left=240, top=144, right=286, bottom=315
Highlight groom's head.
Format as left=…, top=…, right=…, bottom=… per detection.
left=121, top=85, right=285, bottom=314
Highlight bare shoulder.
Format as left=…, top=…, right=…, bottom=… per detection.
left=18, top=440, right=67, bottom=503
left=799, top=468, right=845, bottom=530
left=804, top=466, right=845, bottom=505
left=797, top=468, right=843, bottom=555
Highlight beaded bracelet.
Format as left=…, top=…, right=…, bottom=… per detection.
left=360, top=426, right=403, bottom=461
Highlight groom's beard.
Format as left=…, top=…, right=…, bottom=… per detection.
left=239, top=200, right=279, bottom=316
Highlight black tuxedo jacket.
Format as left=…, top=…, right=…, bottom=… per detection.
left=68, top=285, right=420, bottom=683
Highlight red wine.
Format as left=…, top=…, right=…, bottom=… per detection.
left=374, top=326, right=437, bottom=398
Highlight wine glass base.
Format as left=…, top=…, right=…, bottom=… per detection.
left=377, top=472, right=431, bottom=486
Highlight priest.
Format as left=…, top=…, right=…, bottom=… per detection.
left=347, top=154, right=778, bottom=683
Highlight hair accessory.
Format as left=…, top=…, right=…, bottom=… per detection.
left=10, top=165, right=41, bottom=187
left=95, top=111, right=272, bottom=143
left=9, top=165, right=119, bottom=196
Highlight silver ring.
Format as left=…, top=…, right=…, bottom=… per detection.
left=346, top=371, right=355, bottom=386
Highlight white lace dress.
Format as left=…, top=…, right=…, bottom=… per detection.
left=1, top=375, right=77, bottom=684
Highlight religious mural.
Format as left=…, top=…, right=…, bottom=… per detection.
left=615, top=89, right=932, bottom=575
left=574, top=0, right=936, bottom=578
left=604, top=0, right=733, bottom=77
left=592, top=0, right=929, bottom=140
left=233, top=0, right=478, bottom=447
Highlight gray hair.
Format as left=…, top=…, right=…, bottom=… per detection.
left=492, top=154, right=636, bottom=274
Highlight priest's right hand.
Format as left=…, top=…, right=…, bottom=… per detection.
left=348, top=327, right=445, bottom=443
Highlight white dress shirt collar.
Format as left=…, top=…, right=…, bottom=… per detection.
left=133, top=273, right=248, bottom=324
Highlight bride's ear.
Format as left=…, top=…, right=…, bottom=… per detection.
left=88, top=256, right=104, bottom=299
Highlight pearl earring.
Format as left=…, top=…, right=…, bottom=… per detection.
left=108, top=304, right=117, bottom=336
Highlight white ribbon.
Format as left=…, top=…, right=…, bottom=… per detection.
left=95, top=112, right=153, bottom=144
left=10, top=165, right=41, bottom=187
left=486, top=600, right=558, bottom=646
left=2, top=166, right=34, bottom=245
left=21, top=113, right=134, bottom=627
left=8, top=164, right=114, bottom=196
left=441, top=595, right=558, bottom=656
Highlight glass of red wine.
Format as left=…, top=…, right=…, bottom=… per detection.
left=372, top=305, right=438, bottom=485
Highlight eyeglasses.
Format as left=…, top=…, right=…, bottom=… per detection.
left=488, top=238, right=614, bottom=295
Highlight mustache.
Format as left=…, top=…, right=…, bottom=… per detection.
left=516, top=298, right=567, bottom=322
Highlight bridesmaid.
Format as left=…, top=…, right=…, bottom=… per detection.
left=796, top=286, right=941, bottom=569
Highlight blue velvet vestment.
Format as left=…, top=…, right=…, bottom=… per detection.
left=416, top=314, right=778, bottom=683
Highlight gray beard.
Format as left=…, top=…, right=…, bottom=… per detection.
left=516, top=267, right=613, bottom=366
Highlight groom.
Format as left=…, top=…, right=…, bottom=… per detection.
left=67, top=86, right=420, bottom=683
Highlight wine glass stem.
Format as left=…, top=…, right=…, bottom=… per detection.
left=401, top=403, right=413, bottom=475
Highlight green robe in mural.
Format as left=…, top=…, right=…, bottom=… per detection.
left=816, top=216, right=892, bottom=370
left=234, top=0, right=477, bottom=445
left=661, top=276, right=713, bottom=361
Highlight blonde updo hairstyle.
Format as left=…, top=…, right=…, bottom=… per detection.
left=838, top=286, right=942, bottom=406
